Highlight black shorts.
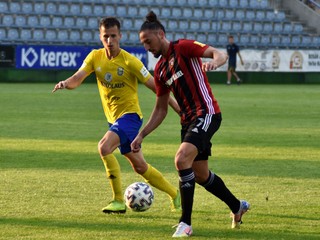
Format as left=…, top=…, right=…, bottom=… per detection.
left=181, top=113, right=222, bottom=161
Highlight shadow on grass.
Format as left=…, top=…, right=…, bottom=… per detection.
left=1, top=150, right=319, bottom=179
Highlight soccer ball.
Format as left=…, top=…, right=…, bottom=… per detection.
left=124, top=182, right=154, bottom=212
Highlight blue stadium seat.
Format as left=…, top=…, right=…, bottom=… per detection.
left=57, top=30, right=69, bottom=42
left=46, top=2, right=57, bottom=14
left=260, top=35, right=270, bottom=45
left=253, top=22, right=263, bottom=33
left=88, top=17, right=98, bottom=29
left=9, top=2, right=21, bottom=13
left=45, top=30, right=57, bottom=41
left=211, top=21, right=218, bottom=31
left=216, top=9, right=225, bottom=19
left=293, top=23, right=303, bottom=33
left=133, top=19, right=144, bottom=29
left=263, top=23, right=273, bottom=33
left=52, top=16, right=63, bottom=28
left=3, top=15, right=14, bottom=26
left=243, top=22, right=253, bottom=33
left=273, top=23, right=283, bottom=33
left=57, top=3, right=68, bottom=15
left=250, top=35, right=260, bottom=46
left=82, top=4, right=92, bottom=15
left=207, top=34, right=216, bottom=44
left=218, top=34, right=228, bottom=45
left=187, top=0, right=198, bottom=7
left=168, top=20, right=178, bottom=30
left=246, top=10, right=255, bottom=20
left=291, top=35, right=301, bottom=46
left=8, top=28, right=19, bottom=40
left=204, top=9, right=214, bottom=19
left=172, top=7, right=182, bottom=18
left=166, top=32, right=174, bottom=40
left=70, top=4, right=81, bottom=15
left=280, top=35, right=290, bottom=45
left=76, top=17, right=87, bottom=28
left=64, top=17, right=75, bottom=28
left=82, top=30, right=93, bottom=42
left=161, top=7, right=171, bottom=18
left=21, top=29, right=32, bottom=41
left=229, top=0, right=238, bottom=8
left=39, top=16, right=51, bottom=27
left=193, top=8, right=203, bottom=19
left=186, top=32, right=195, bottom=40
left=235, top=10, right=245, bottom=20
left=70, top=30, right=81, bottom=42
left=218, top=0, right=228, bottom=7
left=179, top=21, right=189, bottom=31
left=221, top=22, right=232, bottom=32
left=128, top=31, right=139, bottom=43
left=120, top=31, right=128, bottom=42
left=275, top=11, right=286, bottom=21
left=200, top=21, right=211, bottom=31
left=198, top=0, right=208, bottom=7
left=301, top=35, right=312, bottom=47
left=174, top=32, right=185, bottom=40
left=190, top=21, right=200, bottom=31
left=208, top=1, right=218, bottom=7
left=15, top=15, right=27, bottom=27
left=256, top=11, right=265, bottom=21
left=123, top=18, right=133, bottom=30
left=197, top=33, right=207, bottom=43
left=0, top=28, right=6, bottom=40
left=139, top=6, right=149, bottom=17
left=128, top=6, right=138, bottom=17
left=0, top=2, right=8, bottom=13
left=239, top=0, right=249, bottom=8
left=93, top=5, right=104, bottom=16
left=183, top=8, right=193, bottom=18
left=225, top=10, right=235, bottom=20
left=311, top=36, right=320, bottom=47
left=105, top=5, right=116, bottom=16
left=270, top=35, right=281, bottom=46
left=232, top=22, right=242, bottom=32
left=93, top=30, right=100, bottom=42
left=33, top=29, right=45, bottom=41
left=21, top=2, right=33, bottom=14
left=27, top=15, right=39, bottom=27
left=283, top=23, right=293, bottom=33
left=116, top=6, right=127, bottom=17
left=240, top=35, right=249, bottom=45
left=266, top=11, right=276, bottom=21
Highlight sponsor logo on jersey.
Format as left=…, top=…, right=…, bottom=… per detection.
left=105, top=73, right=112, bottom=82
left=165, top=70, right=183, bottom=86
left=117, top=67, right=124, bottom=76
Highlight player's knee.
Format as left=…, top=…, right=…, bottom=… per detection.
left=98, top=139, right=112, bottom=157
left=175, top=150, right=191, bottom=170
left=133, top=162, right=148, bottom=175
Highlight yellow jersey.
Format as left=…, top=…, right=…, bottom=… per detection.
left=80, top=48, right=151, bottom=124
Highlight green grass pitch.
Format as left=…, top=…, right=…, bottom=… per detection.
left=0, top=83, right=319, bottom=239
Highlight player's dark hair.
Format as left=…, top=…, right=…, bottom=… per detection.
left=99, top=17, right=121, bottom=31
left=228, top=35, right=234, bottom=39
left=140, top=11, right=166, bottom=33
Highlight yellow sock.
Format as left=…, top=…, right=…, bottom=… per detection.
left=101, top=154, right=123, bottom=202
left=141, top=164, right=177, bottom=199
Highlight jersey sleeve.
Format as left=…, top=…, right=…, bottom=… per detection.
left=178, top=39, right=209, bottom=58
left=129, top=55, right=152, bottom=84
left=79, top=50, right=95, bottom=74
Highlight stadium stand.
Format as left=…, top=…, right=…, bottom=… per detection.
left=0, top=0, right=319, bottom=48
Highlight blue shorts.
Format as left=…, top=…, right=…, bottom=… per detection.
left=108, top=113, right=143, bottom=155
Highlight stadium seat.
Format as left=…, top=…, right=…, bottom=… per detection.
left=133, top=19, right=144, bottom=29
left=293, top=23, right=303, bottom=33
left=46, top=2, right=57, bottom=14
left=291, top=35, right=301, bottom=46
left=27, top=15, right=39, bottom=27
left=275, top=11, right=286, bottom=21
left=167, top=20, right=178, bottom=30
left=39, top=16, right=51, bottom=27
left=70, top=30, right=81, bottom=42
left=260, top=35, right=270, bottom=45
left=52, top=16, right=63, bottom=28
left=105, top=5, right=116, bottom=16
left=161, top=7, right=171, bottom=18
left=197, top=33, right=207, bottom=43
left=33, top=29, right=45, bottom=41
left=8, top=28, right=19, bottom=40
left=311, top=36, right=320, bottom=47
left=253, top=22, right=263, bottom=33
left=179, top=21, right=189, bottom=31
left=3, top=15, right=14, bottom=26
left=93, top=5, right=104, bottom=16
left=0, top=2, right=8, bottom=13
left=9, top=2, right=21, bottom=13
left=82, top=30, right=93, bottom=42
left=207, top=34, right=217, bottom=44
left=139, top=6, right=149, bottom=17
left=256, top=11, right=265, bottom=21
left=216, top=9, right=225, bottom=19
left=20, top=29, right=32, bottom=41
left=92, top=30, right=100, bottom=42
left=225, top=10, right=235, bottom=20
left=246, top=10, right=255, bottom=20
left=283, top=23, right=293, bottom=33
left=186, top=32, right=195, bottom=40
left=266, top=11, right=276, bottom=21
left=229, top=0, right=238, bottom=8
left=280, top=35, right=290, bottom=45
left=187, top=0, right=198, bottom=6
left=204, top=9, right=214, bottom=19
left=221, top=22, right=232, bottom=32
left=21, top=2, right=33, bottom=14
left=239, top=0, right=249, bottom=8
left=45, top=30, right=57, bottom=41
left=200, top=21, right=211, bottom=32
left=174, top=32, right=185, bottom=40
left=240, top=35, right=249, bottom=45
left=15, top=15, right=27, bottom=27
left=128, top=6, right=138, bottom=17
left=70, top=4, right=81, bottom=15
left=166, top=32, right=174, bottom=40
left=122, top=18, right=134, bottom=30
left=250, top=35, right=260, bottom=46
left=263, top=23, right=273, bottom=33
left=64, top=17, right=75, bottom=28
left=208, top=1, right=218, bottom=7
left=198, top=0, right=208, bottom=7
left=273, top=23, right=283, bottom=33
left=116, top=6, right=127, bottom=17
left=0, top=28, right=6, bottom=40
left=193, top=8, right=203, bottom=19
left=232, top=22, right=242, bottom=32
left=218, top=34, right=228, bottom=45
left=172, top=8, right=182, bottom=18
left=57, top=3, right=68, bottom=15
left=82, top=4, right=92, bottom=16
left=243, top=22, right=253, bottom=33
left=270, top=35, right=281, bottom=46
left=211, top=21, right=218, bottom=31
left=120, top=31, right=128, bottom=42
left=235, top=10, right=245, bottom=20
left=128, top=31, right=139, bottom=43
left=88, top=17, right=98, bottom=29
left=57, top=30, right=69, bottom=41
left=218, top=0, right=228, bottom=7
left=301, top=35, right=312, bottom=47
left=183, top=8, right=193, bottom=18
left=76, top=17, right=87, bottom=29
left=190, top=21, right=200, bottom=31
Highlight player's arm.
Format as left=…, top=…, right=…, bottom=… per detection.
left=238, top=52, right=244, bottom=65
left=144, top=76, right=180, bottom=115
left=201, top=46, right=228, bottom=71
left=131, top=92, right=170, bottom=153
left=52, top=69, right=88, bottom=93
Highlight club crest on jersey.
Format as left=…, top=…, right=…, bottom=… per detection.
left=105, top=73, right=112, bottom=82
left=169, top=56, right=174, bottom=70
left=117, top=67, right=124, bottom=76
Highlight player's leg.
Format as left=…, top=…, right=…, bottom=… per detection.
left=124, top=150, right=180, bottom=211
left=232, top=70, right=241, bottom=84
left=227, top=67, right=232, bottom=85
left=98, top=130, right=125, bottom=213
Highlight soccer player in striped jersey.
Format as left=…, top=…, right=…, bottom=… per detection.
left=131, top=12, right=250, bottom=237
left=52, top=17, right=181, bottom=214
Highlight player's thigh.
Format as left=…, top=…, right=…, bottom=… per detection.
left=98, top=130, right=121, bottom=156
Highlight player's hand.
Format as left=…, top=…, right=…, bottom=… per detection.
left=131, top=135, right=143, bottom=153
left=202, top=61, right=218, bottom=72
left=52, top=81, right=67, bottom=93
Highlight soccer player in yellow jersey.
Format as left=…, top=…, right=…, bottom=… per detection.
left=52, top=17, right=181, bottom=213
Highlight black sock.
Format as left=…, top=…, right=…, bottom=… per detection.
left=178, top=168, right=195, bottom=225
left=201, top=171, right=240, bottom=213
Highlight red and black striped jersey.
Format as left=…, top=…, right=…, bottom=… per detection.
left=154, top=39, right=221, bottom=125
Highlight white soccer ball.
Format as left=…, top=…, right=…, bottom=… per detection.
left=124, top=182, right=154, bottom=212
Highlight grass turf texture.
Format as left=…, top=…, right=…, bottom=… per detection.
left=0, top=83, right=319, bottom=240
